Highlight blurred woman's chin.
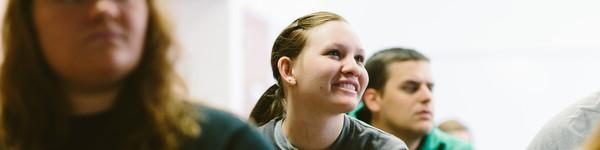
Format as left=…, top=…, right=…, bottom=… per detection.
left=333, top=98, right=358, bottom=113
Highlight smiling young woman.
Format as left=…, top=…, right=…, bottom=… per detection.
left=249, top=11, right=408, bottom=150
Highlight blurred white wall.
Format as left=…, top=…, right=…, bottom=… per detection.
left=171, top=0, right=246, bottom=115
left=172, top=0, right=229, bottom=104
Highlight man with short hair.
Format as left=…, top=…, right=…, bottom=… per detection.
left=351, top=48, right=472, bottom=150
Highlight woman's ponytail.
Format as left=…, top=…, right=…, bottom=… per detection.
left=249, top=84, right=286, bottom=126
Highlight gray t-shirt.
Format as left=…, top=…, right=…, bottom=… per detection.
left=528, top=91, right=600, bottom=150
left=258, top=114, right=408, bottom=150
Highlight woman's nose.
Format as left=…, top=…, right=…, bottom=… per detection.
left=90, top=0, right=120, bottom=20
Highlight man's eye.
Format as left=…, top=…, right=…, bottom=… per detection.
left=401, top=83, right=419, bottom=94
left=427, top=83, right=434, bottom=92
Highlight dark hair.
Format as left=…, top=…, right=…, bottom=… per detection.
left=355, top=47, right=430, bottom=123
left=249, top=11, right=346, bottom=126
left=0, top=0, right=199, bottom=149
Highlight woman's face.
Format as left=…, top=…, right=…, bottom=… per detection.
left=290, top=21, right=368, bottom=114
left=33, top=0, right=149, bottom=89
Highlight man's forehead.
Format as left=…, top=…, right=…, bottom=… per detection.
left=385, top=61, right=431, bottom=78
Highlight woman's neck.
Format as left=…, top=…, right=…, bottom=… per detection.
left=66, top=84, right=121, bottom=116
left=282, top=96, right=345, bottom=150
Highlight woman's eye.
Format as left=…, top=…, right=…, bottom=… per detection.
left=354, top=55, right=365, bottom=64
left=326, top=50, right=341, bottom=59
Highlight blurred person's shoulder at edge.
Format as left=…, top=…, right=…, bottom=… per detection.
left=182, top=101, right=274, bottom=150
left=528, top=91, right=600, bottom=150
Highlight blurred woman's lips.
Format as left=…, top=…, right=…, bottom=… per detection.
left=83, top=24, right=125, bottom=44
left=86, top=31, right=122, bottom=41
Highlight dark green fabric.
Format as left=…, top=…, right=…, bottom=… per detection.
left=349, top=103, right=473, bottom=150
left=418, top=128, right=473, bottom=150
left=67, top=105, right=273, bottom=150
left=348, top=102, right=369, bottom=122
left=182, top=105, right=275, bottom=150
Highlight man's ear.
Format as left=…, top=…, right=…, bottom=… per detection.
left=363, top=88, right=382, bottom=112
left=277, top=56, right=296, bottom=85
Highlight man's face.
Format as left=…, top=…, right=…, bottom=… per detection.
left=373, top=60, right=434, bottom=136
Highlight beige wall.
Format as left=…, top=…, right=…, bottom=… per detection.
left=0, top=0, right=6, bottom=61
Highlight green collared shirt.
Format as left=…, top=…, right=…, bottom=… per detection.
left=349, top=103, right=473, bottom=150
left=418, top=128, right=473, bottom=150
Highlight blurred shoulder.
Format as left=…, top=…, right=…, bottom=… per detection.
left=528, top=91, right=600, bottom=150
left=181, top=102, right=274, bottom=150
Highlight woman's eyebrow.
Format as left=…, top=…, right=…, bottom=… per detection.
left=325, top=43, right=364, bottom=54
left=325, top=43, right=347, bottom=50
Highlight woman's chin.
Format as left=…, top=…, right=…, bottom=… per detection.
left=331, top=98, right=358, bottom=113
left=60, top=67, right=131, bottom=90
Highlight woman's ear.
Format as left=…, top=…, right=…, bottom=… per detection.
left=363, top=88, right=382, bottom=112
left=277, top=57, right=296, bottom=85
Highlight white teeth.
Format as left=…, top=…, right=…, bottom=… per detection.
left=337, top=83, right=356, bottom=91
